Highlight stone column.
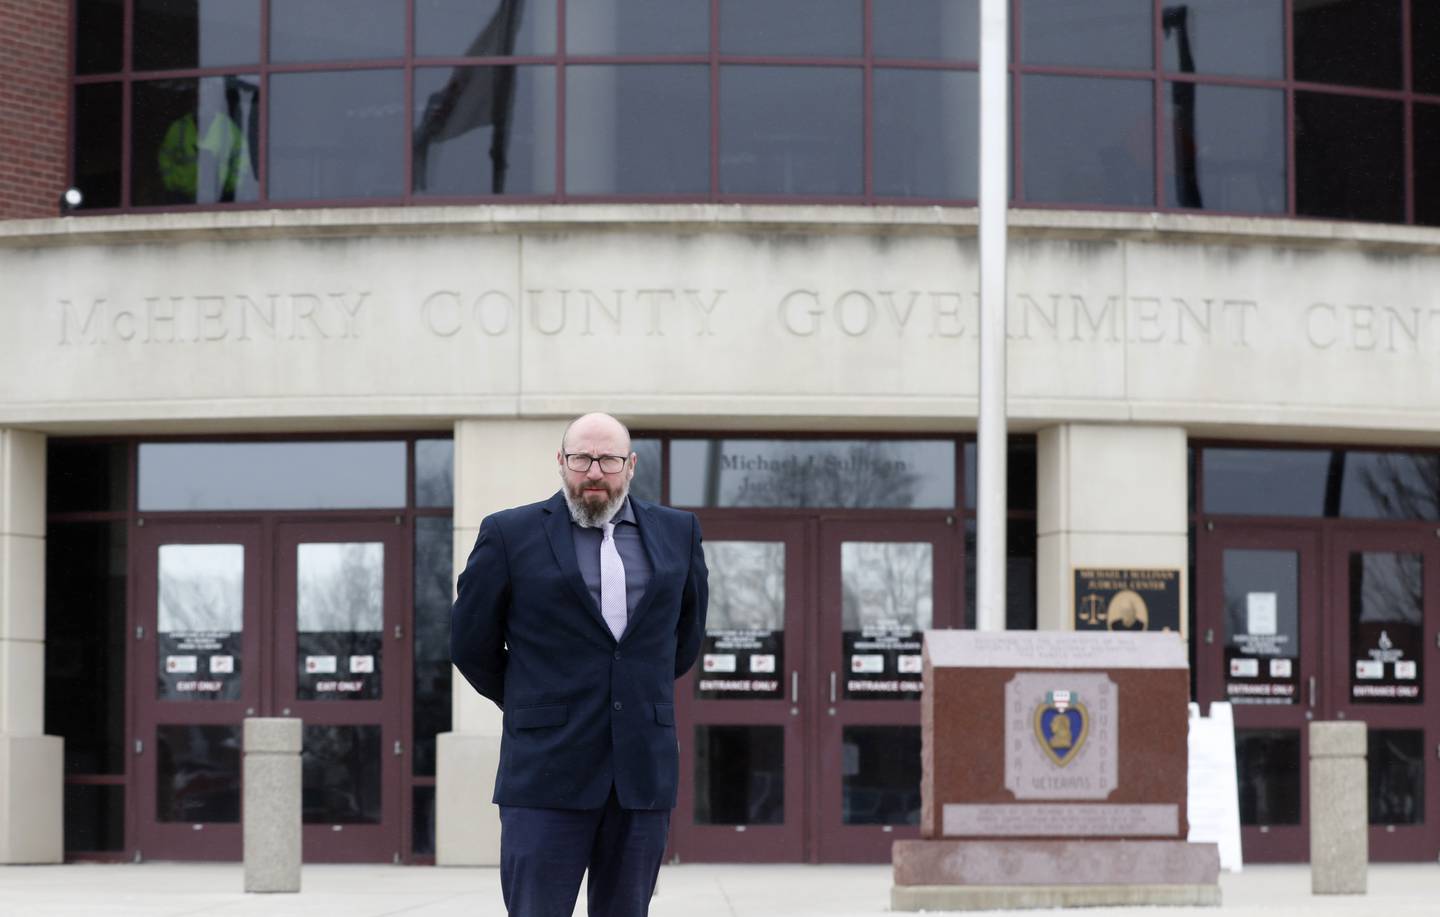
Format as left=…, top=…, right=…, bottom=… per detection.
left=243, top=718, right=301, bottom=893
left=436, top=417, right=567, bottom=866
left=1036, top=425, right=1189, bottom=635
left=0, top=428, right=62, bottom=864
left=1310, top=721, right=1367, bottom=894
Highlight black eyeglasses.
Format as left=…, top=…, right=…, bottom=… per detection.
left=564, top=453, right=629, bottom=474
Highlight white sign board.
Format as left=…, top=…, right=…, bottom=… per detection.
left=1187, top=701, right=1243, bottom=872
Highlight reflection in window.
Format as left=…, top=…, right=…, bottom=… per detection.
left=76, top=0, right=124, bottom=74
left=1161, top=0, right=1283, bottom=79
left=1022, top=0, right=1151, bottom=70
left=630, top=439, right=662, bottom=504
left=139, top=441, right=407, bottom=511
left=297, top=543, right=384, bottom=701
left=964, top=519, right=1038, bottom=631
left=413, top=518, right=453, bottom=776
left=964, top=439, right=1037, bottom=511
left=415, top=439, right=454, bottom=508
left=567, top=0, right=707, bottom=55
left=1022, top=75, right=1153, bottom=207
left=412, top=65, right=555, bottom=196
left=671, top=439, right=955, bottom=509
left=1341, top=452, right=1440, bottom=521
left=720, top=67, right=863, bottom=196
left=156, top=724, right=241, bottom=822
left=269, top=70, right=406, bottom=200
left=134, top=0, right=260, bottom=71
left=1348, top=553, right=1423, bottom=706
left=131, top=77, right=260, bottom=206
left=694, top=725, right=784, bottom=824
left=73, top=83, right=123, bottom=210
left=1418, top=105, right=1440, bottom=228
left=1165, top=85, right=1284, bottom=214
left=417, top=0, right=556, bottom=57
left=159, top=544, right=244, bottom=633
left=842, top=726, right=921, bottom=825
left=302, top=725, right=382, bottom=823
left=1295, top=92, right=1403, bottom=223
left=719, top=0, right=862, bottom=56
left=874, top=0, right=977, bottom=61
left=566, top=66, right=709, bottom=195
left=707, top=542, right=786, bottom=633
left=269, top=0, right=405, bottom=63
left=1293, top=0, right=1401, bottom=90
left=1369, top=730, right=1424, bottom=825
left=1416, top=2, right=1440, bottom=95
left=1234, top=729, right=1301, bottom=825
left=874, top=69, right=978, bottom=200
left=841, top=543, right=932, bottom=633
left=1201, top=448, right=1332, bottom=517
left=413, top=785, right=437, bottom=854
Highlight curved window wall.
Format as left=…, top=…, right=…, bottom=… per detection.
left=68, top=0, right=1440, bottom=225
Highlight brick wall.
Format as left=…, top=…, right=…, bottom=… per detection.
left=0, top=1, right=69, bottom=220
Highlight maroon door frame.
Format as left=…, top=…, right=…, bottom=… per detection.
left=1198, top=520, right=1440, bottom=863
left=669, top=511, right=961, bottom=863
left=130, top=515, right=412, bottom=862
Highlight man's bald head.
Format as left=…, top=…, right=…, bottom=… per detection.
left=561, top=412, right=632, bottom=454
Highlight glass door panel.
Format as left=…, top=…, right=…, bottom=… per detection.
left=816, top=519, right=960, bottom=862
left=133, top=522, right=262, bottom=860
left=276, top=522, right=406, bottom=863
left=671, top=519, right=807, bottom=862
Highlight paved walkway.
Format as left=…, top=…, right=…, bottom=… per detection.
left=0, top=862, right=1436, bottom=916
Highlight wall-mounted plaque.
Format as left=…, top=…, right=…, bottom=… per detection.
left=1073, top=568, right=1181, bottom=633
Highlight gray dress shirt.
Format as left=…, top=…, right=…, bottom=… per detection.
left=571, top=497, right=653, bottom=616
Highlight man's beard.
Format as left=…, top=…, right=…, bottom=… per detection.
left=562, top=476, right=629, bottom=527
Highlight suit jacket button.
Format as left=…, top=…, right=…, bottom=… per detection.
left=614, top=651, right=622, bottom=660
left=613, top=701, right=623, bottom=711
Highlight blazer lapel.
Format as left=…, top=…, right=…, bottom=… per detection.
left=622, top=498, right=666, bottom=638
left=541, top=491, right=609, bottom=635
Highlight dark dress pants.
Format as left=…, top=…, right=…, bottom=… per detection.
left=499, top=788, right=670, bottom=917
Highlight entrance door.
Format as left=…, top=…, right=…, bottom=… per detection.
left=132, top=518, right=407, bottom=862
left=669, top=514, right=961, bottom=862
left=1198, top=522, right=1440, bottom=862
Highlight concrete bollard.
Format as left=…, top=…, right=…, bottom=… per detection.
left=243, top=718, right=302, bottom=893
left=1309, top=721, right=1367, bottom=895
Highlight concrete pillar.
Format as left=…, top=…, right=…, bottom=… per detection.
left=436, top=417, right=567, bottom=866
left=1035, top=425, right=1189, bottom=635
left=0, top=428, right=62, bottom=864
left=243, top=718, right=301, bottom=893
left=1309, top=722, right=1367, bottom=894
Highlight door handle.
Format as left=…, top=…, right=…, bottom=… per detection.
left=791, top=671, right=799, bottom=704
left=829, top=671, right=837, bottom=704
left=1309, top=675, right=1316, bottom=709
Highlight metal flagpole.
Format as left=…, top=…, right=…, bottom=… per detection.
left=976, top=0, right=1009, bottom=632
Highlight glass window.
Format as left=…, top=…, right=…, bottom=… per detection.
left=1234, top=729, right=1301, bottom=824
left=873, top=69, right=978, bottom=200
left=671, top=439, right=955, bottom=509
left=567, top=0, right=708, bottom=55
left=47, top=441, right=128, bottom=514
left=720, top=66, right=863, bottom=196
left=413, top=518, right=453, bottom=776
left=156, top=724, right=241, bottom=822
left=131, top=76, right=261, bottom=206
left=296, top=543, right=384, bottom=701
left=963, top=518, right=1039, bottom=631
left=138, top=441, right=407, bottom=511
left=566, top=66, right=709, bottom=196
left=157, top=543, right=245, bottom=702
left=1415, top=1, right=1440, bottom=95
left=413, top=785, right=437, bottom=854
left=1201, top=448, right=1333, bottom=517
left=45, top=522, right=128, bottom=774
left=1348, top=552, right=1424, bottom=705
left=1161, top=0, right=1283, bottom=80
left=630, top=438, right=662, bottom=504
left=699, top=541, right=786, bottom=701
left=1223, top=549, right=1300, bottom=705
left=269, top=0, right=405, bottom=63
left=842, top=542, right=931, bottom=700
left=416, top=0, right=556, bottom=57
left=1369, top=730, right=1424, bottom=825
left=842, top=726, right=921, bottom=824
left=964, top=438, right=1036, bottom=511
left=1021, top=0, right=1152, bottom=70
left=1164, top=84, right=1284, bottom=214
left=1340, top=452, right=1440, bottom=521
left=874, top=0, right=978, bottom=61
left=73, top=83, right=123, bottom=210
left=415, top=439, right=454, bottom=508
left=270, top=70, right=405, bottom=200
left=1295, top=92, right=1403, bottom=223
left=720, top=0, right=862, bottom=56
left=1416, top=105, right=1440, bottom=229
left=1293, top=0, right=1401, bottom=90
left=1021, top=75, right=1154, bottom=207
left=64, top=784, right=125, bottom=852
left=76, top=0, right=124, bottom=75
left=302, top=725, right=382, bottom=823
left=693, top=725, right=784, bottom=824
left=412, top=65, right=555, bottom=196
left=133, top=0, right=261, bottom=71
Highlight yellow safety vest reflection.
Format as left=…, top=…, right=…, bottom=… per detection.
left=157, top=112, right=252, bottom=199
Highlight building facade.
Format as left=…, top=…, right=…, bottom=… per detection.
left=1, top=0, right=1438, bottom=866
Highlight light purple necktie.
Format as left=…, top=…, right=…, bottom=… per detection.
left=600, top=521, right=628, bottom=640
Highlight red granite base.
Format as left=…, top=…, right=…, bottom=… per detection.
left=893, top=839, right=1221, bottom=887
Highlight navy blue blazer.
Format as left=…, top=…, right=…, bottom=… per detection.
left=451, top=491, right=709, bottom=810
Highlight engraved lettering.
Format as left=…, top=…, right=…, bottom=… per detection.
left=1305, top=303, right=1337, bottom=349
left=684, top=289, right=723, bottom=336
left=332, top=291, right=368, bottom=339
left=930, top=292, right=965, bottom=338
left=634, top=289, right=674, bottom=337
left=238, top=294, right=276, bottom=341
left=1131, top=296, right=1164, bottom=343
left=582, top=290, right=623, bottom=336
left=146, top=296, right=179, bottom=343
left=289, top=293, right=327, bottom=340
left=1175, top=297, right=1211, bottom=345
left=196, top=295, right=227, bottom=341
left=879, top=290, right=922, bottom=331
left=779, top=289, right=823, bottom=336
left=421, top=290, right=462, bottom=338
left=1014, top=293, right=1057, bottom=342
left=475, top=290, right=514, bottom=336
left=834, top=290, right=876, bottom=337
left=1349, top=304, right=1376, bottom=351
left=112, top=307, right=138, bottom=342
left=1222, top=299, right=1258, bottom=347
left=1071, top=295, right=1120, bottom=343
left=529, top=289, right=567, bottom=335
left=1385, top=306, right=1421, bottom=352
left=58, top=297, right=105, bottom=345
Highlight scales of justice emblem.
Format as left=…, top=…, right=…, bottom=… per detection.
left=1033, top=689, right=1090, bottom=767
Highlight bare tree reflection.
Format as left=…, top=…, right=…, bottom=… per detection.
left=1353, top=452, right=1440, bottom=522
left=158, top=544, right=244, bottom=633
left=1354, top=552, right=1423, bottom=627
left=842, top=543, right=933, bottom=632
left=705, top=542, right=784, bottom=632
left=728, top=443, right=924, bottom=509
left=298, top=543, right=384, bottom=632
